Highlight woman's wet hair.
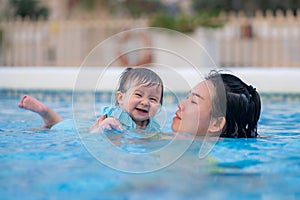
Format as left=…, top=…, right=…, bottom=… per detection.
left=206, top=71, right=261, bottom=138
left=116, top=67, right=164, bottom=105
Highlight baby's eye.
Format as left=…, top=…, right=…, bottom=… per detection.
left=150, top=98, right=158, bottom=103
left=135, top=93, right=142, bottom=97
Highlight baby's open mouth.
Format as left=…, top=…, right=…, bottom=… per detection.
left=136, top=108, right=148, bottom=113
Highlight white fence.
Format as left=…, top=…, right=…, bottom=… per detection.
left=217, top=10, right=300, bottom=67
left=1, top=10, right=300, bottom=67
left=0, top=18, right=148, bottom=66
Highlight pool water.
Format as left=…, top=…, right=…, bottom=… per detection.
left=1, top=90, right=300, bottom=199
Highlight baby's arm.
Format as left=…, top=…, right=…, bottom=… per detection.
left=90, top=116, right=123, bottom=133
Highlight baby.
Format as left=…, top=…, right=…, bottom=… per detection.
left=19, top=67, right=164, bottom=133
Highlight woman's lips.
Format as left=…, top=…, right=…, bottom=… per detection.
left=174, top=111, right=181, bottom=120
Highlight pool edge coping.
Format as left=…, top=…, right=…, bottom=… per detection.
left=1, top=66, right=300, bottom=93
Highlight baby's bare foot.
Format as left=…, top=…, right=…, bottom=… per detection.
left=18, top=95, right=63, bottom=128
left=18, top=95, right=48, bottom=115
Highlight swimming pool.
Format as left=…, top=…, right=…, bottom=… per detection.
left=1, top=89, right=300, bottom=199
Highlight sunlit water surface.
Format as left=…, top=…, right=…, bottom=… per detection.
left=1, top=91, right=300, bottom=199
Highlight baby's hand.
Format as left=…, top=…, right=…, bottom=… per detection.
left=99, top=117, right=124, bottom=132
left=90, top=116, right=123, bottom=133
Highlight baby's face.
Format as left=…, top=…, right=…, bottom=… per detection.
left=117, top=84, right=162, bottom=123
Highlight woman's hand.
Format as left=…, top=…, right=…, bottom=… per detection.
left=90, top=116, right=123, bottom=133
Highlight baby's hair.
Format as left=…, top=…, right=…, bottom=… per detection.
left=116, top=67, right=164, bottom=105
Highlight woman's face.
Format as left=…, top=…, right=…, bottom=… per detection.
left=171, top=80, right=215, bottom=135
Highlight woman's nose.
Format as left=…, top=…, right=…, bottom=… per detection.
left=178, top=101, right=184, bottom=110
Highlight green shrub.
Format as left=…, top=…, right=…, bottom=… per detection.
left=149, top=12, right=224, bottom=33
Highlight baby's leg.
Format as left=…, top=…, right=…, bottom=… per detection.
left=18, top=95, right=63, bottom=129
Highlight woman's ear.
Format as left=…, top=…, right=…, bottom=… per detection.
left=208, top=117, right=226, bottom=134
left=116, top=91, right=123, bottom=105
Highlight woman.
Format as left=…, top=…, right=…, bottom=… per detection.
left=171, top=71, right=261, bottom=138
left=18, top=71, right=261, bottom=138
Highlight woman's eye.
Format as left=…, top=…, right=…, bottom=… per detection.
left=191, top=100, right=197, bottom=104
left=135, top=93, right=142, bottom=97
